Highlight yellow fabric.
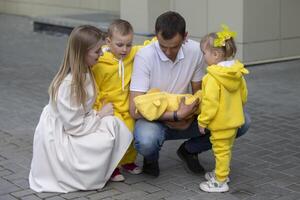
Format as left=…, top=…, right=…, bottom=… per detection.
left=134, top=89, right=202, bottom=121
left=92, top=38, right=155, bottom=164
left=197, top=60, right=248, bottom=130
left=210, top=128, right=237, bottom=182
left=214, top=24, right=237, bottom=47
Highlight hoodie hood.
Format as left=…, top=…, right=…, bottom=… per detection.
left=98, top=45, right=138, bottom=91
left=207, top=60, right=249, bottom=92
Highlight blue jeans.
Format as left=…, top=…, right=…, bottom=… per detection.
left=133, top=112, right=251, bottom=161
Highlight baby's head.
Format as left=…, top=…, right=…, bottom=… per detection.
left=106, top=19, right=134, bottom=59
left=200, top=25, right=237, bottom=65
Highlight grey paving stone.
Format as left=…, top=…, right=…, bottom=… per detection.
left=71, top=198, right=89, bottom=200
left=60, top=191, right=97, bottom=199
left=11, top=189, right=35, bottom=198
left=139, top=190, right=171, bottom=200
left=113, top=191, right=148, bottom=200
left=131, top=182, right=161, bottom=193
left=35, top=192, right=61, bottom=199
left=0, top=178, right=21, bottom=195
left=286, top=184, right=300, bottom=193
left=86, top=189, right=121, bottom=200
left=20, top=195, right=42, bottom=200
left=0, top=194, right=18, bottom=200
left=45, top=196, right=65, bottom=200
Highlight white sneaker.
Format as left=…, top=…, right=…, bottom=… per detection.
left=199, top=177, right=229, bottom=193
left=205, top=171, right=230, bottom=183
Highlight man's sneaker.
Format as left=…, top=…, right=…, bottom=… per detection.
left=177, top=142, right=205, bottom=174
left=110, top=168, right=125, bottom=182
left=122, top=163, right=142, bottom=175
left=199, top=176, right=229, bottom=193
left=142, top=158, right=160, bottom=177
left=205, top=171, right=230, bottom=183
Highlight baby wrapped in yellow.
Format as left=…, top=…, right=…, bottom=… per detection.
left=134, top=89, right=202, bottom=121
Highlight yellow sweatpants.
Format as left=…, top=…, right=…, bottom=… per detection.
left=115, top=112, right=137, bottom=165
left=210, top=128, right=237, bottom=182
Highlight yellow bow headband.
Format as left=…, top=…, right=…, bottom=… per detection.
left=214, top=24, right=237, bottom=47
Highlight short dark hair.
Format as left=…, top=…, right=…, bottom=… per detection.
left=108, top=19, right=133, bottom=38
left=155, top=11, right=186, bottom=40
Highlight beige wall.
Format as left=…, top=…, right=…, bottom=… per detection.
left=0, top=0, right=120, bottom=16
left=121, top=0, right=300, bottom=64
left=1, top=0, right=300, bottom=63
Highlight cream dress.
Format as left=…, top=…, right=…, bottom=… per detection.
left=29, top=74, right=132, bottom=193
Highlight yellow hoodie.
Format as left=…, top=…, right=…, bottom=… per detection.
left=92, top=39, right=154, bottom=131
left=92, top=47, right=137, bottom=131
left=198, top=60, right=249, bottom=131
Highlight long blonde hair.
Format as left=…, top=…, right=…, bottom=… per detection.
left=49, top=25, right=105, bottom=108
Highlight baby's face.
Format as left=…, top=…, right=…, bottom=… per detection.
left=106, top=31, right=133, bottom=59
left=201, top=47, right=217, bottom=66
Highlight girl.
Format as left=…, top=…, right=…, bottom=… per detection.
left=29, top=25, right=132, bottom=193
left=198, top=25, right=249, bottom=192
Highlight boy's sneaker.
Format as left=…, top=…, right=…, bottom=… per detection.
left=110, top=168, right=125, bottom=182
left=122, top=163, right=142, bottom=175
left=199, top=176, right=229, bottom=193
left=205, top=171, right=230, bottom=183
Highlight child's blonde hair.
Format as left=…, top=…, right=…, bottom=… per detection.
left=201, top=32, right=237, bottom=59
left=107, top=19, right=133, bottom=38
left=49, top=25, right=105, bottom=108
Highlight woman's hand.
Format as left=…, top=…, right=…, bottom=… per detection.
left=97, top=103, right=114, bottom=118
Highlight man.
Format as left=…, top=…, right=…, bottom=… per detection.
left=129, top=11, right=250, bottom=177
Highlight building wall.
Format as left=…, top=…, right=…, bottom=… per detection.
left=0, top=0, right=120, bottom=16
left=121, top=0, right=300, bottom=64
left=1, top=0, right=300, bottom=63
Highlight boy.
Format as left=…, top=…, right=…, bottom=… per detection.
left=93, top=19, right=152, bottom=181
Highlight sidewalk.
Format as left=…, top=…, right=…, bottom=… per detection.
left=0, top=14, right=300, bottom=200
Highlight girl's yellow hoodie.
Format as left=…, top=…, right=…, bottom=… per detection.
left=198, top=60, right=249, bottom=131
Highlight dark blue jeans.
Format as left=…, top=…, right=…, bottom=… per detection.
left=133, top=112, right=251, bottom=161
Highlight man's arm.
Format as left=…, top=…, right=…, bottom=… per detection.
left=130, top=90, right=198, bottom=122
left=191, top=81, right=202, bottom=94
left=129, top=91, right=145, bottom=119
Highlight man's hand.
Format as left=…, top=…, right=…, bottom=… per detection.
left=177, top=97, right=199, bottom=120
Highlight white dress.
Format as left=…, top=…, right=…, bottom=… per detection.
left=29, top=74, right=132, bottom=193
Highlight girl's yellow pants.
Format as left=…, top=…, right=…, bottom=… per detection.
left=210, top=128, right=237, bottom=182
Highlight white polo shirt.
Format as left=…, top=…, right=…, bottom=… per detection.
left=130, top=39, right=205, bottom=94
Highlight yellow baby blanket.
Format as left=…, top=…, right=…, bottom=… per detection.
left=134, top=89, right=202, bottom=121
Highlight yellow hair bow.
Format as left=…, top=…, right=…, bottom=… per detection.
left=214, top=24, right=237, bottom=47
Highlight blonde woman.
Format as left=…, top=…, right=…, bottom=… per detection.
left=29, top=25, right=132, bottom=193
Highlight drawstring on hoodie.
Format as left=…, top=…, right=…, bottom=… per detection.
left=103, top=46, right=126, bottom=91
left=114, top=58, right=125, bottom=91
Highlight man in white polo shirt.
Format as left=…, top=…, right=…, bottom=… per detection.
left=129, top=11, right=251, bottom=177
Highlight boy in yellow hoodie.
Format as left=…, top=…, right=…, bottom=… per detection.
left=198, top=25, right=249, bottom=192
left=92, top=19, right=152, bottom=181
